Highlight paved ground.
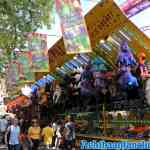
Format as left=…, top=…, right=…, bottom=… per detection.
left=0, top=144, right=60, bottom=150
left=0, top=145, right=7, bottom=150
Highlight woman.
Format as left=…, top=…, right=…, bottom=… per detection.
left=5, top=118, right=21, bottom=150
left=55, top=120, right=64, bottom=149
left=28, top=119, right=41, bottom=150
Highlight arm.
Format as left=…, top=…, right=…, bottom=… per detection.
left=5, top=126, right=10, bottom=145
left=41, top=128, right=44, bottom=137
left=27, top=127, right=33, bottom=143
left=39, top=127, right=42, bottom=140
left=140, top=67, right=150, bottom=78
left=18, top=127, right=22, bottom=144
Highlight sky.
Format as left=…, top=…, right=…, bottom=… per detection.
left=130, top=8, right=150, bottom=38
left=38, top=0, right=150, bottom=49
left=114, top=0, right=150, bottom=38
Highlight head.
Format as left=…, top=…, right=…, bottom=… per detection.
left=67, top=115, right=73, bottom=122
left=12, top=118, right=19, bottom=126
left=84, top=61, right=92, bottom=70
left=32, top=119, right=38, bottom=127
left=121, top=41, right=130, bottom=52
left=117, top=113, right=123, bottom=119
left=138, top=52, right=146, bottom=64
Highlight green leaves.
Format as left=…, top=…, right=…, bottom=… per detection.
left=0, top=0, right=54, bottom=74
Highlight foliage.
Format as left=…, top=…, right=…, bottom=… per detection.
left=0, top=0, right=54, bottom=72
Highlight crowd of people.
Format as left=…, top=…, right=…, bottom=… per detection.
left=0, top=115, right=76, bottom=150
left=2, top=40, right=150, bottom=150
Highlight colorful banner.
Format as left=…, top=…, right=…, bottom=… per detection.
left=55, top=0, right=92, bottom=54
left=27, top=32, right=49, bottom=72
left=15, top=51, right=35, bottom=82
left=7, top=61, right=21, bottom=86
left=120, top=0, right=143, bottom=12
left=7, top=51, right=35, bottom=86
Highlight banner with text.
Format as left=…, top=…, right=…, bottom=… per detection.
left=85, top=0, right=127, bottom=49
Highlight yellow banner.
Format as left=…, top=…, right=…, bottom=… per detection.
left=85, top=0, right=127, bottom=49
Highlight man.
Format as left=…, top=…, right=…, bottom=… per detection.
left=0, top=116, right=8, bottom=143
left=41, top=123, right=54, bottom=149
left=5, top=118, right=21, bottom=150
left=64, top=115, right=75, bottom=150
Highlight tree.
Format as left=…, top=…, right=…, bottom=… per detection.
left=0, top=0, right=54, bottom=72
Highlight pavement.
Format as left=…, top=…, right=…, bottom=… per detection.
left=0, top=144, right=60, bottom=150
left=0, top=144, right=7, bottom=150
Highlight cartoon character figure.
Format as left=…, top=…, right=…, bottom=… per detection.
left=117, top=41, right=138, bottom=89
left=137, top=52, right=150, bottom=78
left=117, top=41, right=136, bottom=72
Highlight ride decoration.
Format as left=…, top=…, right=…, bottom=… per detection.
left=138, top=52, right=150, bottom=106
left=137, top=52, right=150, bottom=79
left=80, top=62, right=94, bottom=96
left=117, top=41, right=138, bottom=89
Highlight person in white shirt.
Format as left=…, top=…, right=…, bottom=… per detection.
left=5, top=118, right=21, bottom=150
left=54, top=121, right=63, bottom=149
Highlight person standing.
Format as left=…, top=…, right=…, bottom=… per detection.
left=64, top=115, right=76, bottom=150
left=51, top=121, right=57, bottom=148
left=41, top=122, right=54, bottom=149
left=28, top=119, right=41, bottom=150
left=0, top=116, right=8, bottom=143
left=5, top=118, right=21, bottom=150
left=55, top=120, right=64, bottom=149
